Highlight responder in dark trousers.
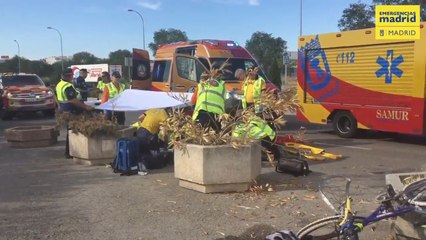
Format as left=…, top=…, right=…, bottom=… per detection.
left=232, top=116, right=280, bottom=161
left=101, top=71, right=126, bottom=125
left=131, top=108, right=171, bottom=170
left=191, top=73, right=226, bottom=132
left=131, top=108, right=169, bottom=154
left=242, top=66, right=266, bottom=114
left=56, top=68, right=94, bottom=159
left=74, top=68, right=89, bottom=101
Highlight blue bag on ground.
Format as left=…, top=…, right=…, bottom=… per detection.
left=112, top=138, right=140, bottom=176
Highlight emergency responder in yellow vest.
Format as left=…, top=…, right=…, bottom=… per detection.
left=56, top=68, right=94, bottom=159
left=97, top=71, right=110, bottom=100
left=242, top=66, right=266, bottom=113
left=101, top=71, right=126, bottom=125
left=232, top=116, right=280, bottom=161
left=192, top=72, right=226, bottom=132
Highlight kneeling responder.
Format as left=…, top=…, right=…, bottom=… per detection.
left=132, top=108, right=170, bottom=169
left=232, top=116, right=279, bottom=160
left=132, top=108, right=169, bottom=153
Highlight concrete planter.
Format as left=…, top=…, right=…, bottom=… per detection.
left=174, top=143, right=262, bottom=193
left=386, top=172, right=426, bottom=240
left=5, top=125, right=58, bottom=148
left=69, top=126, right=136, bottom=166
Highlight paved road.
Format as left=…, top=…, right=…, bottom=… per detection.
left=0, top=114, right=425, bottom=240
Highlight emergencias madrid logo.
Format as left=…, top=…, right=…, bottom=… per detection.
left=375, top=5, right=420, bottom=40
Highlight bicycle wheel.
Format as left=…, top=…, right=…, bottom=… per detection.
left=297, top=215, right=365, bottom=240
left=403, top=178, right=426, bottom=207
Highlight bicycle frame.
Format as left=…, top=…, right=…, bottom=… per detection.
left=361, top=203, right=414, bottom=226
left=339, top=199, right=415, bottom=237
left=335, top=181, right=416, bottom=239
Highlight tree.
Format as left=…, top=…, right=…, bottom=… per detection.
left=339, top=1, right=426, bottom=31
left=269, top=59, right=282, bottom=90
left=373, top=0, right=426, bottom=21
left=245, top=32, right=286, bottom=88
left=108, top=49, right=132, bottom=80
left=108, top=49, right=131, bottom=65
left=338, top=3, right=375, bottom=31
left=148, top=28, right=188, bottom=55
left=72, top=51, right=99, bottom=64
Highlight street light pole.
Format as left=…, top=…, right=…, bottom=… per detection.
left=300, top=0, right=303, bottom=36
left=13, top=40, right=20, bottom=73
left=47, top=26, right=64, bottom=70
left=128, top=9, right=145, bottom=50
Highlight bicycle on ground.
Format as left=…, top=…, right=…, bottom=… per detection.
left=295, top=176, right=426, bottom=240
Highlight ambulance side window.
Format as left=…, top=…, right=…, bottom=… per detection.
left=176, top=56, right=206, bottom=82
left=152, top=60, right=171, bottom=82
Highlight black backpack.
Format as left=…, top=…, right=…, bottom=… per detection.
left=275, top=146, right=310, bottom=176
left=140, top=149, right=171, bottom=170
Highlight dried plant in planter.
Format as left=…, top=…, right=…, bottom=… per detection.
left=160, top=61, right=299, bottom=153
left=56, top=111, right=120, bottom=138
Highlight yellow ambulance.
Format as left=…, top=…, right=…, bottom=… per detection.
left=132, top=39, right=278, bottom=94
left=297, top=23, right=426, bottom=137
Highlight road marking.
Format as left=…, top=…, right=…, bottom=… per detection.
left=0, top=142, right=64, bottom=150
left=313, top=142, right=372, bottom=150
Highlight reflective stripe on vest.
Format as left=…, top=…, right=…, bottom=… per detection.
left=192, top=80, right=226, bottom=120
left=249, top=118, right=275, bottom=140
left=232, top=123, right=246, bottom=138
left=232, top=118, right=275, bottom=140
left=107, top=82, right=125, bottom=98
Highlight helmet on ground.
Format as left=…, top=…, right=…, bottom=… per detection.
left=265, top=230, right=298, bottom=240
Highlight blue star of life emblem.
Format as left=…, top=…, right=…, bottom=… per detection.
left=375, top=50, right=404, bottom=84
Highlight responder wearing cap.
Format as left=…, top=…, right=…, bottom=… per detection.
left=101, top=71, right=126, bottom=125
left=56, top=68, right=94, bottom=158
left=242, top=66, right=266, bottom=113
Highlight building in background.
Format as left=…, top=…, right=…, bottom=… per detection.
left=281, top=51, right=298, bottom=87
left=287, top=51, right=297, bottom=78
left=288, top=51, right=298, bottom=61
left=43, top=56, right=72, bottom=65
left=0, top=55, right=10, bottom=63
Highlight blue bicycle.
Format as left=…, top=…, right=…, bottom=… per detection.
left=294, top=176, right=426, bottom=240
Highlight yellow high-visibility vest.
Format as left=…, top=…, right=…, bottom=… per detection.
left=97, top=81, right=105, bottom=91
left=232, top=117, right=275, bottom=140
left=192, top=80, right=226, bottom=120
left=56, top=79, right=81, bottom=102
left=242, top=76, right=265, bottom=113
left=106, top=82, right=126, bottom=98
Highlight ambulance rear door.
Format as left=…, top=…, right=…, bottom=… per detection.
left=171, top=54, right=208, bottom=92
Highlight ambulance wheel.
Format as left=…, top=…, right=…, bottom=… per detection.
left=333, top=111, right=357, bottom=138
